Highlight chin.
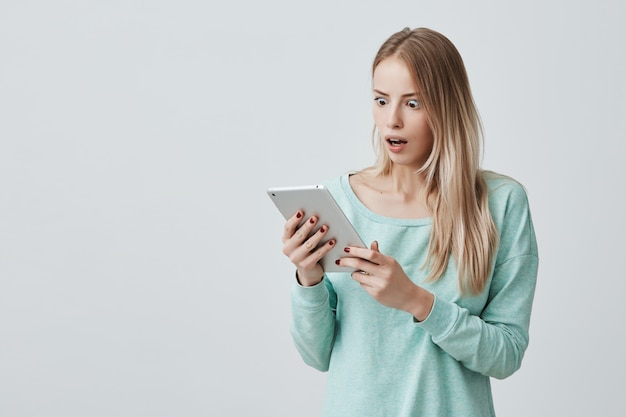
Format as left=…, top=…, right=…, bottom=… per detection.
left=388, top=155, right=427, bottom=171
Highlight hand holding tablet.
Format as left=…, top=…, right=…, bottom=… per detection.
left=267, top=185, right=366, bottom=273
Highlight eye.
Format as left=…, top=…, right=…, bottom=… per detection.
left=407, top=99, right=420, bottom=109
left=374, top=97, right=388, bottom=106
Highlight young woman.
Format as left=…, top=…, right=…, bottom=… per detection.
left=280, top=27, right=538, bottom=417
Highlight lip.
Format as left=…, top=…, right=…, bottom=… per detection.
left=385, top=135, right=408, bottom=153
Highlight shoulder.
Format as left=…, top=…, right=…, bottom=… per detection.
left=482, top=170, right=530, bottom=214
left=321, top=170, right=366, bottom=189
left=320, top=172, right=356, bottom=205
left=344, top=170, right=384, bottom=201
left=321, top=172, right=353, bottom=194
left=482, top=170, right=538, bottom=259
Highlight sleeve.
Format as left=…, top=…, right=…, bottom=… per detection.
left=289, top=276, right=338, bottom=372
left=415, top=181, right=539, bottom=379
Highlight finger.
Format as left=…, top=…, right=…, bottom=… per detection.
left=294, top=238, right=336, bottom=270
left=335, top=256, right=375, bottom=275
left=351, top=269, right=376, bottom=288
left=294, top=216, right=319, bottom=242
left=302, top=224, right=329, bottom=253
left=343, top=245, right=382, bottom=265
left=282, top=210, right=304, bottom=242
left=370, top=240, right=379, bottom=252
left=283, top=215, right=318, bottom=249
left=285, top=222, right=331, bottom=264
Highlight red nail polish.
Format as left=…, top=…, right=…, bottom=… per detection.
left=329, top=240, right=335, bottom=246
left=335, top=259, right=340, bottom=265
left=296, top=212, right=302, bottom=219
left=344, top=247, right=350, bottom=253
left=320, top=226, right=326, bottom=233
left=309, top=218, right=315, bottom=224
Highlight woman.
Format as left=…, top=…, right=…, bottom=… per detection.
left=281, top=27, right=538, bottom=417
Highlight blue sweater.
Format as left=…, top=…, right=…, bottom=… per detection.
left=290, top=172, right=538, bottom=416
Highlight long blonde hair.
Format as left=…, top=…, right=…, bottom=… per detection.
left=367, top=27, right=498, bottom=295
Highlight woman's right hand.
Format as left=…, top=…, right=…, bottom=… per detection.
left=281, top=211, right=336, bottom=287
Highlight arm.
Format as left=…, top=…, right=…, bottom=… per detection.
left=290, top=277, right=337, bottom=371
left=280, top=210, right=339, bottom=371
left=416, top=254, right=538, bottom=379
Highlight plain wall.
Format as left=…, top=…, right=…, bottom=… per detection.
left=1, top=1, right=625, bottom=416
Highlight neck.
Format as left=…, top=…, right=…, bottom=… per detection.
left=386, top=165, right=428, bottom=197
left=352, top=165, right=432, bottom=218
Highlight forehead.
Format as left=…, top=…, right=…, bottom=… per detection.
left=372, top=57, right=416, bottom=92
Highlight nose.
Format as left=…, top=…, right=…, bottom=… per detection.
left=386, top=105, right=403, bottom=129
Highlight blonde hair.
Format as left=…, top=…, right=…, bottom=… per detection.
left=366, top=27, right=498, bottom=295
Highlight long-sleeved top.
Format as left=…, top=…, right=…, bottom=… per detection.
left=290, top=172, right=539, bottom=417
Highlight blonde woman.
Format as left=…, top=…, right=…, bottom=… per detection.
left=281, top=27, right=538, bottom=417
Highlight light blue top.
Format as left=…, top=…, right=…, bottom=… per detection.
left=290, top=172, right=538, bottom=417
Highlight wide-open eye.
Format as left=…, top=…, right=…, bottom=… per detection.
left=374, top=97, right=388, bottom=106
left=407, top=99, right=420, bottom=109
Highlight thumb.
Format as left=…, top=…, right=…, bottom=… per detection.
left=370, top=240, right=379, bottom=252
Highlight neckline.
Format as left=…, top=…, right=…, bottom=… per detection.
left=340, top=174, right=433, bottom=227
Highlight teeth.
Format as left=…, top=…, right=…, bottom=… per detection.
left=388, top=139, right=407, bottom=145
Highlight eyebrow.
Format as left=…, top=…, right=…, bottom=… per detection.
left=373, top=89, right=419, bottom=98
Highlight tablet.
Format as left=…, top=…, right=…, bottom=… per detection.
left=267, top=184, right=367, bottom=273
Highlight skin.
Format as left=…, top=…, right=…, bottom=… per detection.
left=281, top=56, right=435, bottom=321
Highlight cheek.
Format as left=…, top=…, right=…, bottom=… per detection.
left=418, top=114, right=433, bottom=138
left=423, top=120, right=434, bottom=141
left=408, top=114, right=432, bottom=137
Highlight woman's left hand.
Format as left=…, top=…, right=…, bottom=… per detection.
left=337, top=241, right=434, bottom=321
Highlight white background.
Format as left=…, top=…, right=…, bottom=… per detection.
left=1, top=1, right=625, bottom=416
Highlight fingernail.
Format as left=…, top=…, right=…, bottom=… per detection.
left=344, top=247, right=350, bottom=253
left=335, top=259, right=340, bottom=265
left=296, top=212, right=302, bottom=219
left=320, top=226, right=326, bottom=233
left=309, top=217, right=315, bottom=224
left=329, top=240, right=335, bottom=246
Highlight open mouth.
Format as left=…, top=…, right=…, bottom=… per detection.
left=387, top=138, right=408, bottom=146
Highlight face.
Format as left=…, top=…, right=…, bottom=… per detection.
left=372, top=56, right=434, bottom=171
